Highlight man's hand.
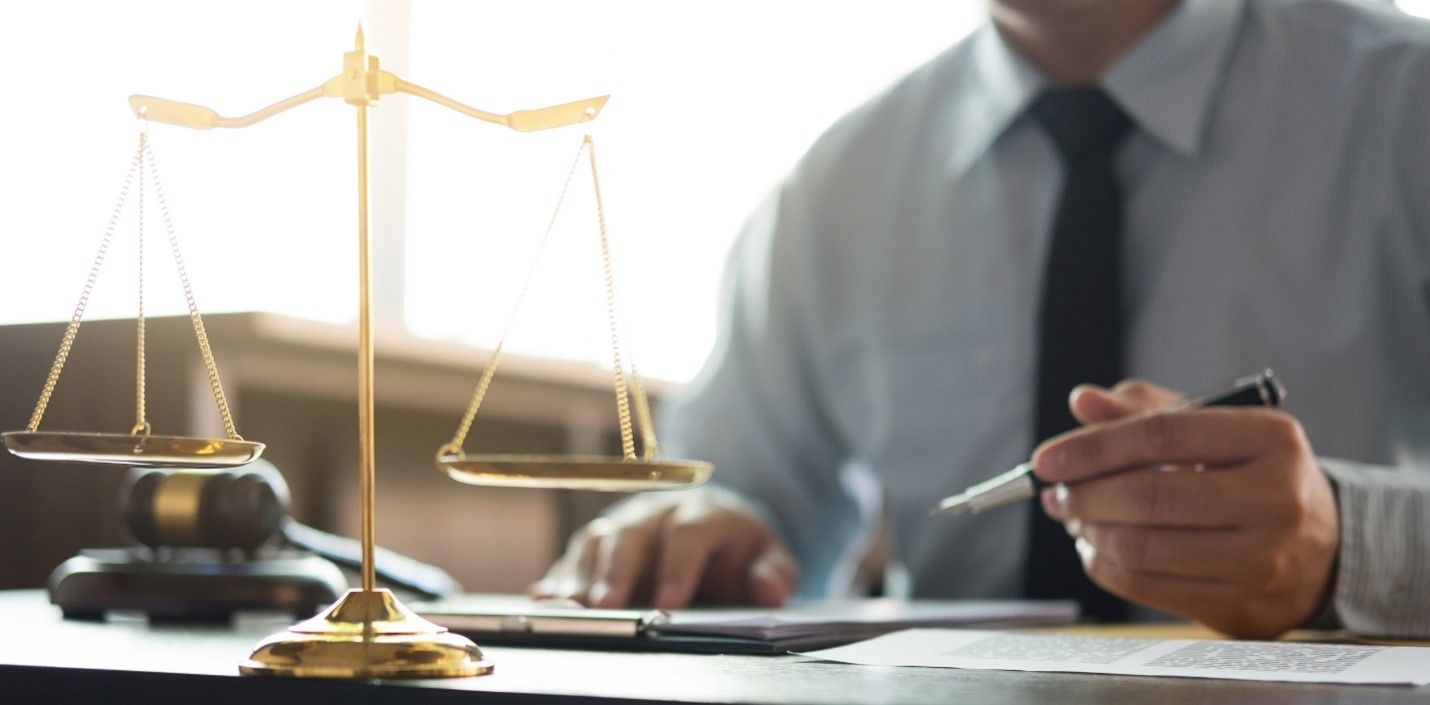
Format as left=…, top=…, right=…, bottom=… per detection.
left=529, top=492, right=798, bottom=609
left=1034, top=380, right=1340, bottom=639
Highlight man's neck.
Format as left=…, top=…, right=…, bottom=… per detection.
left=991, top=0, right=1181, bottom=86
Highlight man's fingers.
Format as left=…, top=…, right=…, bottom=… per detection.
left=1069, top=385, right=1140, bottom=425
left=529, top=529, right=603, bottom=600
left=652, top=514, right=718, bottom=609
left=1080, top=541, right=1243, bottom=622
left=1070, top=380, right=1182, bottom=425
left=1034, top=408, right=1305, bottom=483
left=1042, top=466, right=1272, bottom=528
left=537, top=494, right=794, bottom=610
left=1108, top=379, right=1181, bottom=409
left=746, top=543, right=798, bottom=607
left=587, top=527, right=656, bottom=607
left=1078, top=523, right=1270, bottom=582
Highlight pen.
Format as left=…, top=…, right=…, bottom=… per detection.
left=929, top=369, right=1286, bottom=517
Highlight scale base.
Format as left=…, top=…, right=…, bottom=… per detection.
left=240, top=588, right=493, bottom=678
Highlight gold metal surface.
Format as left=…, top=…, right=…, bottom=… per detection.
left=152, top=470, right=208, bottom=545
left=589, top=135, right=640, bottom=461
left=131, top=79, right=606, bottom=132
left=355, top=57, right=377, bottom=594
left=440, top=454, right=713, bottom=491
left=122, top=26, right=620, bottom=679
left=1, top=431, right=265, bottom=468
left=128, top=90, right=325, bottom=130
left=129, top=31, right=605, bottom=134
left=135, top=156, right=148, bottom=437
left=240, top=589, right=493, bottom=678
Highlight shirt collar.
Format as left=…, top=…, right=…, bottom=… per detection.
left=946, top=23, right=1044, bottom=177
left=1102, top=0, right=1245, bottom=158
left=946, top=0, right=1245, bottom=176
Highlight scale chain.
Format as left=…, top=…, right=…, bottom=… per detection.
left=586, top=134, right=643, bottom=461
left=25, top=138, right=143, bottom=433
left=628, top=362, right=660, bottom=460
left=134, top=135, right=149, bottom=437
left=441, top=135, right=591, bottom=456
left=141, top=135, right=242, bottom=441
left=441, top=133, right=661, bottom=462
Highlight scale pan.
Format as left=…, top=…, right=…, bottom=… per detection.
left=439, top=454, right=712, bottom=491
left=2, top=431, right=265, bottom=468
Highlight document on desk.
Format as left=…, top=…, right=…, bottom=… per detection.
left=802, top=629, right=1430, bottom=686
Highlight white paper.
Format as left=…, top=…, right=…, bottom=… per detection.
left=801, top=629, right=1430, bottom=686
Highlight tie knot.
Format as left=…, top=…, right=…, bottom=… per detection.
left=1030, top=88, right=1132, bottom=163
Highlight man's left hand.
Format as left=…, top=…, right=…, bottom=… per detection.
left=1034, top=380, right=1340, bottom=638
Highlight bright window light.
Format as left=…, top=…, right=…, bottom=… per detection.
left=1398, top=0, right=1430, bottom=18
left=1, top=2, right=985, bottom=384
left=404, top=2, right=986, bottom=381
left=0, top=2, right=363, bottom=329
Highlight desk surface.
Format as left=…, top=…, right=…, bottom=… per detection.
left=2, top=590, right=1426, bottom=705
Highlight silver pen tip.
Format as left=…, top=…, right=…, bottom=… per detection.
left=929, top=494, right=971, bottom=517
left=929, top=462, right=1038, bottom=518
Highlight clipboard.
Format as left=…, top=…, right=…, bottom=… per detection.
left=414, top=595, right=1081, bottom=655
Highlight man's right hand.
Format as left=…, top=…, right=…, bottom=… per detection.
left=528, top=491, right=798, bottom=610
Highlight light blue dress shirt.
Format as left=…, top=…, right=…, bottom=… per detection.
left=663, top=0, right=1430, bottom=636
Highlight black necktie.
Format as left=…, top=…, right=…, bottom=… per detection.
left=1024, top=88, right=1132, bottom=622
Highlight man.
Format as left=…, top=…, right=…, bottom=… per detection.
left=534, top=0, right=1430, bottom=638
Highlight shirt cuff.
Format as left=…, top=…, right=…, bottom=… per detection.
left=1319, top=456, right=1430, bottom=638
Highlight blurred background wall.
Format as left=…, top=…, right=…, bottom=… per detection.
left=0, top=314, right=632, bottom=591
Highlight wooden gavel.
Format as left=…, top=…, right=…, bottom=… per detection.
left=123, top=461, right=289, bottom=551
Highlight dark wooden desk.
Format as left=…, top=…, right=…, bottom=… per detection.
left=1, top=591, right=1425, bottom=704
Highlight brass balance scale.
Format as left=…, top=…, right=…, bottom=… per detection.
left=2, top=27, right=711, bottom=679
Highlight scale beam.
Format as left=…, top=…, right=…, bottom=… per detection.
left=128, top=89, right=326, bottom=130
left=392, top=78, right=607, bottom=131
left=130, top=81, right=606, bottom=132
left=128, top=28, right=606, bottom=132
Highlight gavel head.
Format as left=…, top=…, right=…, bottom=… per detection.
left=123, top=460, right=290, bottom=551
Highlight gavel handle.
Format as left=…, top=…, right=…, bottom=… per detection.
left=282, top=520, right=461, bottom=599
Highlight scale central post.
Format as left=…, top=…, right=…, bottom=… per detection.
left=239, top=29, right=494, bottom=678
left=348, top=29, right=380, bottom=596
